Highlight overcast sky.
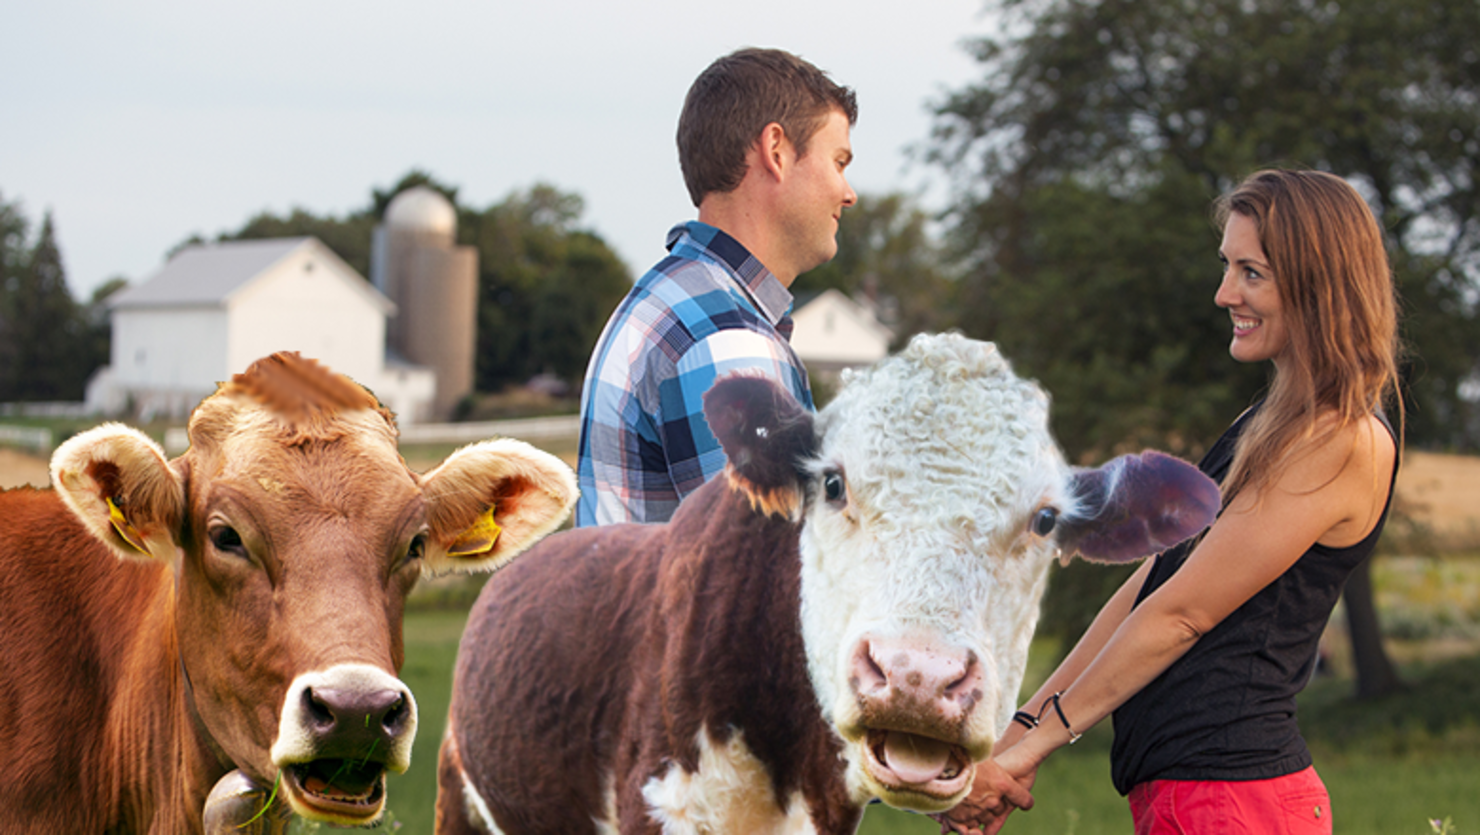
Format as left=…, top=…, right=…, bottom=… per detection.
left=5, top=0, right=997, bottom=298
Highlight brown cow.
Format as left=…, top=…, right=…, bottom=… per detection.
left=0, top=352, right=576, bottom=833
left=436, top=334, right=1219, bottom=833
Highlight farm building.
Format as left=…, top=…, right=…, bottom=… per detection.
left=87, top=237, right=436, bottom=423
left=789, top=288, right=896, bottom=376
left=87, top=187, right=478, bottom=424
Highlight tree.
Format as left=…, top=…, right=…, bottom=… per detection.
left=931, top=0, right=1480, bottom=695
left=228, top=208, right=378, bottom=278
left=468, top=184, right=630, bottom=391
left=0, top=193, right=26, bottom=390
left=0, top=203, right=99, bottom=402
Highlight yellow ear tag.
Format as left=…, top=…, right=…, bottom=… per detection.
left=106, top=496, right=151, bottom=555
left=447, top=505, right=502, bottom=557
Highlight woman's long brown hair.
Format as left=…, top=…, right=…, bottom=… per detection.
left=1213, top=170, right=1403, bottom=504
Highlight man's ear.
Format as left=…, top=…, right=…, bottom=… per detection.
left=51, top=423, right=185, bottom=562
left=755, top=121, right=791, bottom=181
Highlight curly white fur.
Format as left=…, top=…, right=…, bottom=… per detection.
left=798, top=333, right=1068, bottom=800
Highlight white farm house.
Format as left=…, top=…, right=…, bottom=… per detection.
left=88, top=237, right=435, bottom=422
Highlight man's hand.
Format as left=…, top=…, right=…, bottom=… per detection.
left=930, top=759, right=1035, bottom=835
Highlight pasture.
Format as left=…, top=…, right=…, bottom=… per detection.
left=371, top=602, right=1480, bottom=835
left=1, top=439, right=1476, bottom=833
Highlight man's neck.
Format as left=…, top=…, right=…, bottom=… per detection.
left=696, top=201, right=794, bottom=287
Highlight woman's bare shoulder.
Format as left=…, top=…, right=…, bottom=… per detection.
left=1295, top=413, right=1395, bottom=546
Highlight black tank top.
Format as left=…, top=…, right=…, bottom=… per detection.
left=1109, top=404, right=1397, bottom=795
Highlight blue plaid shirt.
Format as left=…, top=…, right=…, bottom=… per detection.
left=576, top=221, right=813, bottom=526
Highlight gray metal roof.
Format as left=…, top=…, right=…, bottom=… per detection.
left=110, top=237, right=315, bottom=308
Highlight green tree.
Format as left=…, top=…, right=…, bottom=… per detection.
left=467, top=183, right=630, bottom=391
left=227, top=209, right=378, bottom=278
left=932, top=0, right=1480, bottom=695
left=0, top=191, right=29, bottom=398
left=0, top=207, right=97, bottom=401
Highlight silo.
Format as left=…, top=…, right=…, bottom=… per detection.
left=373, top=186, right=478, bottom=420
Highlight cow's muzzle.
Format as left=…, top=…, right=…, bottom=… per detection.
left=270, top=663, right=418, bottom=826
left=845, top=634, right=986, bottom=808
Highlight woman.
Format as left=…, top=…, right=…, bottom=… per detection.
left=942, top=169, right=1402, bottom=835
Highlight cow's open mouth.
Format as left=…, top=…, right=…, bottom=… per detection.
left=862, top=729, right=974, bottom=803
left=282, top=759, right=387, bottom=823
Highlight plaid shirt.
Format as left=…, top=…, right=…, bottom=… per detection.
left=575, top=221, right=813, bottom=526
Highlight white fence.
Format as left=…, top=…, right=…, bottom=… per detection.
left=0, top=425, right=53, bottom=453
left=397, top=416, right=581, bottom=446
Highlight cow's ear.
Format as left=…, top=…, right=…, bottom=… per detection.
left=1056, top=450, right=1221, bottom=565
left=51, top=423, right=185, bottom=562
left=419, top=438, right=577, bottom=575
left=703, top=373, right=817, bottom=521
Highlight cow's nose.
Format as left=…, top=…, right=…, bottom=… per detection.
left=301, top=685, right=413, bottom=754
left=850, top=634, right=984, bottom=722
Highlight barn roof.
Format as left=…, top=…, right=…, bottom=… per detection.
left=110, top=237, right=391, bottom=313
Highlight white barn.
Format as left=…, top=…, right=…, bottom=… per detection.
left=88, top=237, right=435, bottom=422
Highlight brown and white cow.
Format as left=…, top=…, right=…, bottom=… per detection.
left=0, top=352, right=576, bottom=834
left=436, top=333, right=1219, bottom=834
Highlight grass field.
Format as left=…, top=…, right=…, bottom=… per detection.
left=370, top=588, right=1480, bottom=835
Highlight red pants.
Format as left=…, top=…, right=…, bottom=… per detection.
left=1128, top=766, right=1332, bottom=834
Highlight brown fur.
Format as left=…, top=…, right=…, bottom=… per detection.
left=439, top=474, right=863, bottom=834
left=4, top=352, right=574, bottom=833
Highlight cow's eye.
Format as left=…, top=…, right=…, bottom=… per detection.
left=209, top=525, right=247, bottom=556
left=823, top=472, right=846, bottom=505
left=1031, top=507, right=1058, bottom=537
left=405, top=534, right=427, bottom=565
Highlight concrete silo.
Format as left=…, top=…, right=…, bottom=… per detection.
left=371, top=186, right=478, bottom=420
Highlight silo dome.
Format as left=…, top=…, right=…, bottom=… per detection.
left=385, top=186, right=457, bottom=237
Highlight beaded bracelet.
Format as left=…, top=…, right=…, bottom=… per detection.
left=1037, top=692, right=1082, bottom=744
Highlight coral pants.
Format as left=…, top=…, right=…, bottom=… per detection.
left=1128, top=766, right=1332, bottom=834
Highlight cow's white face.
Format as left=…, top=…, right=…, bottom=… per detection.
left=704, top=333, right=1220, bottom=814
left=798, top=335, right=1068, bottom=808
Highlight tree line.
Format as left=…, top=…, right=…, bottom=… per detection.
left=0, top=192, right=112, bottom=402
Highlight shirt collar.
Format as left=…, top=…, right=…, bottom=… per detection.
left=666, top=221, right=794, bottom=327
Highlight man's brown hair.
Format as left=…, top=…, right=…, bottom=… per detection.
left=677, top=48, right=857, bottom=207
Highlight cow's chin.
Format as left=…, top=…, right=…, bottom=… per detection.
left=279, top=759, right=389, bottom=826
left=855, top=729, right=974, bottom=811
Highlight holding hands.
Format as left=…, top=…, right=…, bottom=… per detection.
left=933, top=737, right=1040, bottom=835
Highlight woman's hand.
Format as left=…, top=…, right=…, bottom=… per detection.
left=931, top=757, right=1036, bottom=835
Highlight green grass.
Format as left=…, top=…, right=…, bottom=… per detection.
left=378, top=607, right=1479, bottom=834
left=381, top=608, right=470, bottom=831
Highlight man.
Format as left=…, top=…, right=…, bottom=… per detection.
left=576, top=47, right=857, bottom=526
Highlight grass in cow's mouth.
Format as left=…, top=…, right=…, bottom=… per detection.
left=239, top=772, right=282, bottom=828
left=292, top=759, right=385, bottom=805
